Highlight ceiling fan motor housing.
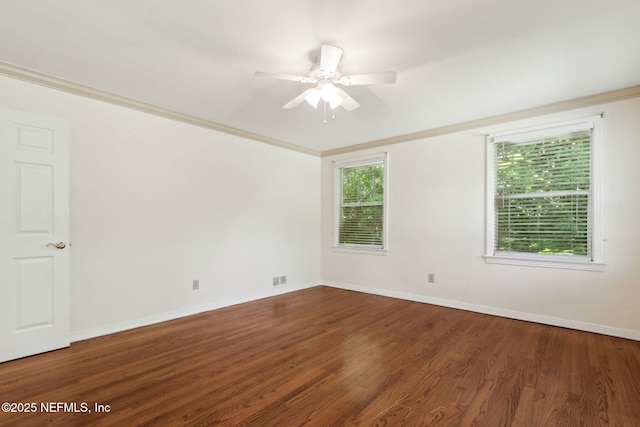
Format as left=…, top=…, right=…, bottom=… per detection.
left=309, top=64, right=341, bottom=82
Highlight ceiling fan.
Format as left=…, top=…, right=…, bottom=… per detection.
left=256, top=45, right=396, bottom=114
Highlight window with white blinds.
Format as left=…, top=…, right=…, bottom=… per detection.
left=334, top=154, right=388, bottom=252
left=486, top=118, right=603, bottom=270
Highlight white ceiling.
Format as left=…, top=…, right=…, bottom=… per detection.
left=1, top=0, right=639, bottom=153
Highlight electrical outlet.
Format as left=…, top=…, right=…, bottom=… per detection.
left=273, top=275, right=287, bottom=286
left=427, top=273, right=435, bottom=284
left=192, top=279, right=199, bottom=290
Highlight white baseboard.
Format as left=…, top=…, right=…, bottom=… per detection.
left=321, top=281, right=640, bottom=341
left=70, top=282, right=319, bottom=342
left=71, top=281, right=640, bottom=343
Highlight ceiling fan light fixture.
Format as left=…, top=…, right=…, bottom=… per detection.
left=256, top=44, right=396, bottom=115
left=305, top=89, right=321, bottom=108
left=320, top=81, right=343, bottom=109
left=328, top=93, right=343, bottom=110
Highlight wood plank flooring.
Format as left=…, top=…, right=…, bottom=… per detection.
left=1, top=286, right=639, bottom=426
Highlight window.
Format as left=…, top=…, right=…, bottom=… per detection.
left=486, top=117, right=603, bottom=270
left=334, top=154, right=388, bottom=253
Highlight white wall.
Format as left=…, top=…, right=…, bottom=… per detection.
left=0, top=75, right=321, bottom=340
left=3, top=72, right=639, bottom=342
left=321, top=97, right=640, bottom=339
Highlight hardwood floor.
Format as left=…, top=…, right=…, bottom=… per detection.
left=1, top=286, right=639, bottom=426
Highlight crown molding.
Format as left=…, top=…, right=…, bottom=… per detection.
left=0, top=60, right=321, bottom=157
left=321, top=84, right=640, bottom=157
left=2, top=60, right=638, bottom=159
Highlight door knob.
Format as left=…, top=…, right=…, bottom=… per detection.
left=47, top=242, right=66, bottom=249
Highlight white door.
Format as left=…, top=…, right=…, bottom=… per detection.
left=0, top=108, right=70, bottom=363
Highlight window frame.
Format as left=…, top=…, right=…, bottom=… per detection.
left=485, top=116, right=604, bottom=271
left=333, top=153, right=389, bottom=255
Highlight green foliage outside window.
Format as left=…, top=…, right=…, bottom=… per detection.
left=339, top=164, right=384, bottom=246
left=495, top=131, right=591, bottom=256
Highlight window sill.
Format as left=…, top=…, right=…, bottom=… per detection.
left=485, top=254, right=605, bottom=271
left=333, top=245, right=388, bottom=256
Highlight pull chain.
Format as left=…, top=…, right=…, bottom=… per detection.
left=323, top=101, right=327, bottom=124
left=322, top=102, right=337, bottom=124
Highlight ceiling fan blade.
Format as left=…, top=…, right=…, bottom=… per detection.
left=335, top=88, right=360, bottom=111
left=338, top=71, right=396, bottom=86
left=320, top=45, right=343, bottom=73
left=255, top=71, right=314, bottom=84
left=282, top=88, right=316, bottom=109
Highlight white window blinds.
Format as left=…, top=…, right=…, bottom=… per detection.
left=334, top=155, right=387, bottom=250
left=490, top=122, right=595, bottom=259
